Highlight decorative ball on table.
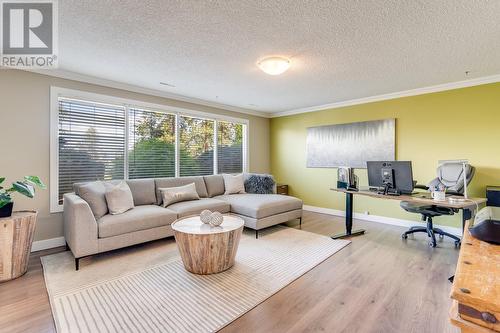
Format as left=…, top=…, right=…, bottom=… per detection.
left=200, top=210, right=212, bottom=224
left=209, top=211, right=224, bottom=226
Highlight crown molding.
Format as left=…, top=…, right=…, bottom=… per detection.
left=271, top=74, right=500, bottom=118
left=23, top=69, right=500, bottom=119
left=24, top=68, right=272, bottom=118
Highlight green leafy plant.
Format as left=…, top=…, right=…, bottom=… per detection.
left=0, top=176, right=46, bottom=209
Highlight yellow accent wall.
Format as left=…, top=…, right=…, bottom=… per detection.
left=270, top=82, right=500, bottom=227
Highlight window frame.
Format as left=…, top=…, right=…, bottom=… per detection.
left=216, top=120, right=246, bottom=174
left=50, top=86, right=249, bottom=213
left=127, top=106, right=177, bottom=180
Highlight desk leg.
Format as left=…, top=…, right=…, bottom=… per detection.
left=462, top=208, right=472, bottom=232
left=448, top=208, right=472, bottom=282
left=332, top=192, right=366, bottom=239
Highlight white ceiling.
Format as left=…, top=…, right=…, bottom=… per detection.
left=54, top=0, right=500, bottom=115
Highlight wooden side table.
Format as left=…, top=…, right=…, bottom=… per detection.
left=277, top=184, right=289, bottom=195
left=0, top=211, right=38, bottom=282
left=172, top=215, right=244, bottom=275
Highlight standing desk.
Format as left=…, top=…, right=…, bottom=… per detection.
left=330, top=188, right=487, bottom=240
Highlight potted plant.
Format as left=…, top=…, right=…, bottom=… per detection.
left=0, top=176, right=46, bottom=218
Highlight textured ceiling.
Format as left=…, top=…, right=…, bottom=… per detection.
left=56, top=0, right=500, bottom=113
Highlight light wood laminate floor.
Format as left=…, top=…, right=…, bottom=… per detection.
left=0, top=211, right=459, bottom=333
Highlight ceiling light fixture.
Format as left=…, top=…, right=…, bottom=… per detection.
left=257, top=56, right=291, bottom=76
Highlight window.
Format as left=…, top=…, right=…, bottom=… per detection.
left=128, top=108, right=176, bottom=179
left=217, top=121, right=243, bottom=173
left=57, top=98, right=125, bottom=205
left=51, top=87, right=248, bottom=212
left=179, top=116, right=214, bottom=176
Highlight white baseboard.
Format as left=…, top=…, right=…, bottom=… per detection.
left=31, top=236, right=66, bottom=252
left=303, top=205, right=463, bottom=236
left=27, top=206, right=462, bottom=252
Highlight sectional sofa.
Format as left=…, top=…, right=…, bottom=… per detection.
left=64, top=174, right=303, bottom=270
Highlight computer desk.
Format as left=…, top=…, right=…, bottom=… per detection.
left=330, top=187, right=487, bottom=240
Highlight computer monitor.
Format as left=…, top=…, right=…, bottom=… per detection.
left=367, top=161, right=414, bottom=195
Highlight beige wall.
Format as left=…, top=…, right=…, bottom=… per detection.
left=0, top=69, right=270, bottom=241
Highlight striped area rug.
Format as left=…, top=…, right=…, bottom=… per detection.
left=42, top=226, right=350, bottom=333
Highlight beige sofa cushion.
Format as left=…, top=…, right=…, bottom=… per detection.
left=222, top=174, right=246, bottom=194
left=203, top=175, right=225, bottom=197
left=74, top=181, right=108, bottom=219
left=159, top=183, right=200, bottom=207
left=167, top=198, right=230, bottom=218
left=97, top=205, right=177, bottom=238
left=104, top=181, right=135, bottom=215
left=126, top=179, right=156, bottom=205
left=214, top=194, right=303, bottom=219
left=155, top=176, right=208, bottom=204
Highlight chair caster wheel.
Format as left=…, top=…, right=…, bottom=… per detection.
left=402, top=234, right=408, bottom=239
left=429, top=241, right=437, bottom=248
left=455, top=241, right=461, bottom=248
left=439, top=234, right=444, bottom=239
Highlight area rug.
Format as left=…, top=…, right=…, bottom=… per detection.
left=41, top=226, right=350, bottom=333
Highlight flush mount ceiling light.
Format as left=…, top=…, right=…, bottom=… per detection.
left=257, top=56, right=291, bottom=75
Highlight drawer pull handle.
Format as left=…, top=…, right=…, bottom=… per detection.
left=458, top=303, right=498, bottom=324
left=481, top=312, right=497, bottom=323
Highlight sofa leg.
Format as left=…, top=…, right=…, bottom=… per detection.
left=65, top=242, right=69, bottom=251
left=255, top=230, right=259, bottom=239
left=75, top=258, right=80, bottom=271
left=299, top=217, right=302, bottom=228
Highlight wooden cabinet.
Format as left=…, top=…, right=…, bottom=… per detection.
left=450, top=221, right=500, bottom=332
left=277, top=184, right=288, bottom=195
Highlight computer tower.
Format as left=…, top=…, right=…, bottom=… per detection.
left=486, top=186, right=500, bottom=207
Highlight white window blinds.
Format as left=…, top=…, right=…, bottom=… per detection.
left=58, top=98, right=125, bottom=204
left=217, top=121, right=243, bottom=174
left=128, top=108, right=176, bottom=179
left=179, top=116, right=214, bottom=176
left=52, top=90, right=248, bottom=211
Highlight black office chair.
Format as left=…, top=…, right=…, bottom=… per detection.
left=400, top=162, right=475, bottom=248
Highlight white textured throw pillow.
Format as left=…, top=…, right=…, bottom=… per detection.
left=104, top=181, right=135, bottom=215
left=223, top=174, right=246, bottom=195
left=160, top=183, right=200, bottom=207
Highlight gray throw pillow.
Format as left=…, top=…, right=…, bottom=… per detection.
left=159, top=183, right=200, bottom=207
left=77, top=181, right=108, bottom=219
left=245, top=174, right=275, bottom=194
left=104, top=181, right=135, bottom=215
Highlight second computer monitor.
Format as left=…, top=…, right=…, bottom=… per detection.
left=367, top=161, right=414, bottom=195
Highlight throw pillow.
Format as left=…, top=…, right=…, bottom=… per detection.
left=244, top=174, right=276, bottom=194
left=159, top=183, right=200, bottom=207
left=104, top=181, right=135, bottom=215
left=76, top=181, right=108, bottom=219
left=223, top=174, right=246, bottom=195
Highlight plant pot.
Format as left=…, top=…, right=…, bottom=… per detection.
left=0, top=202, right=14, bottom=218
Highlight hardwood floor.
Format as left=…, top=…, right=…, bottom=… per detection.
left=0, top=211, right=459, bottom=333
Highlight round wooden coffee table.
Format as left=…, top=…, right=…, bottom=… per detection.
left=172, top=215, right=244, bottom=275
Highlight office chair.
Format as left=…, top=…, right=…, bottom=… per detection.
left=400, top=162, right=475, bottom=248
